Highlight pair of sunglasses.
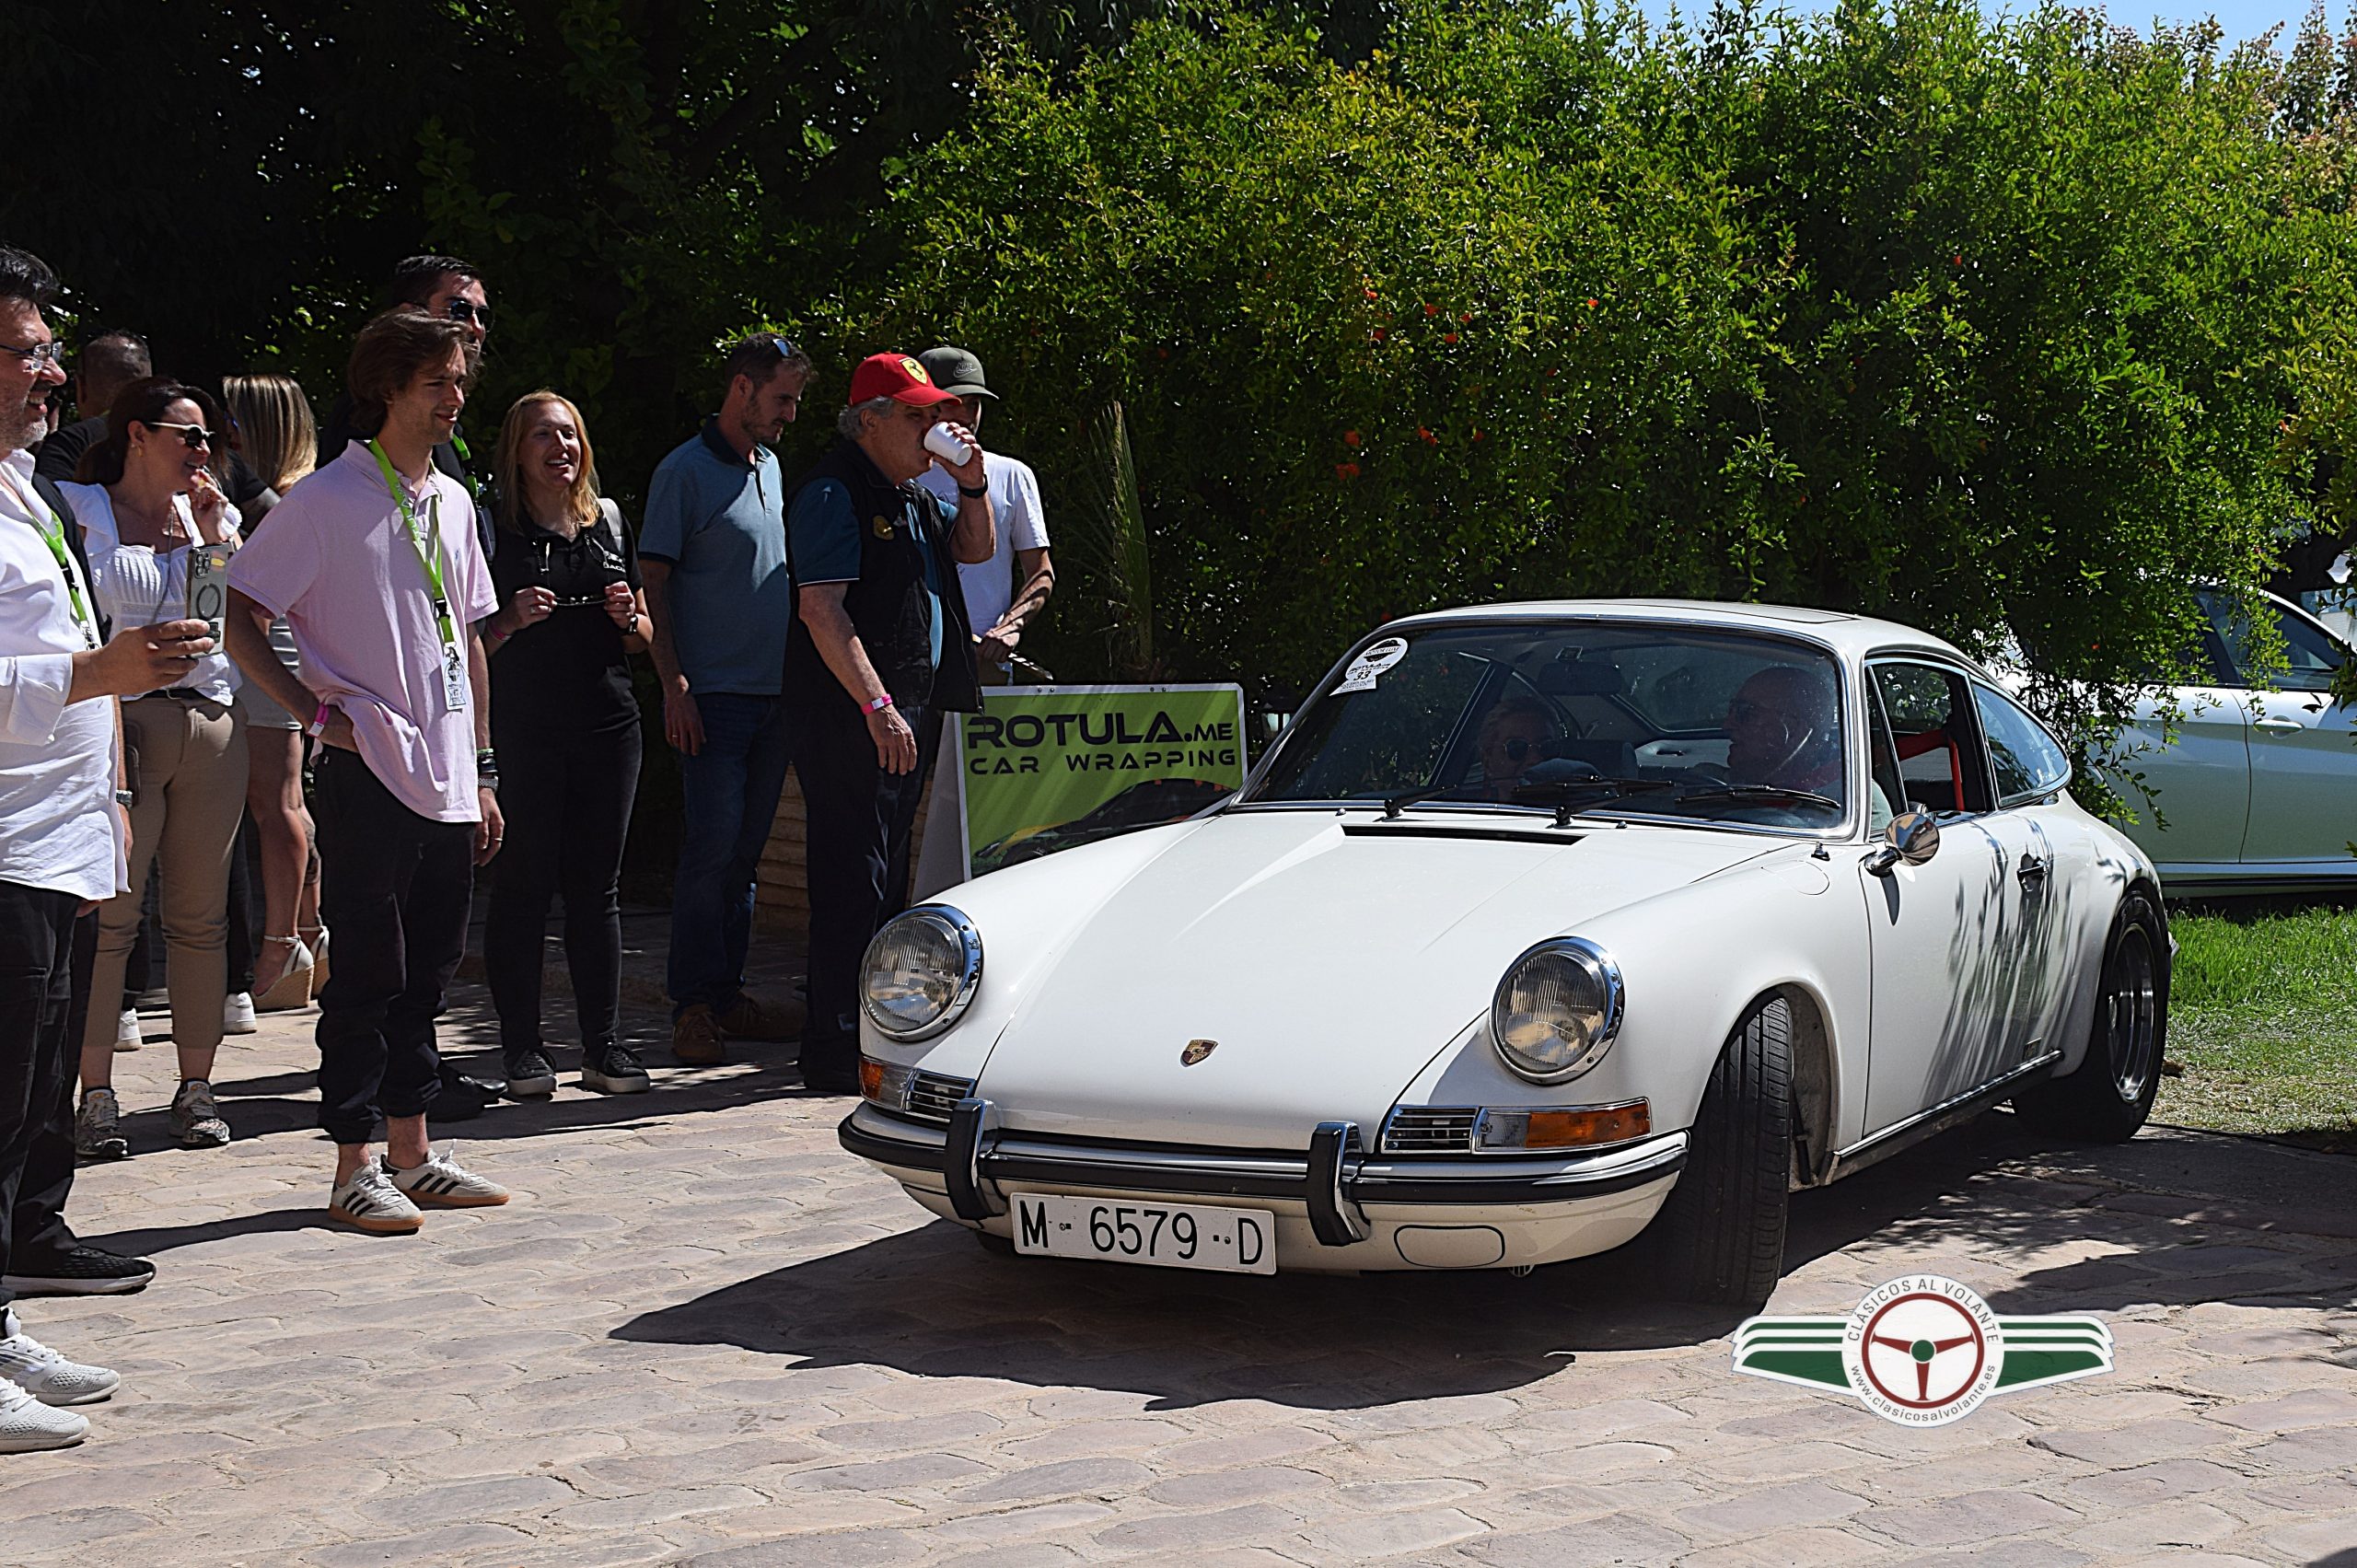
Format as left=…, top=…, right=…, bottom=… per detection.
left=141, top=420, right=214, bottom=451
left=446, top=298, right=494, bottom=330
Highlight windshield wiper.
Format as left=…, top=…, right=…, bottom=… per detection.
left=1671, top=784, right=1843, bottom=813
left=1380, top=783, right=1480, bottom=819
left=1509, top=776, right=1677, bottom=827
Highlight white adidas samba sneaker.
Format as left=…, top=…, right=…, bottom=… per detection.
left=387, top=1144, right=510, bottom=1209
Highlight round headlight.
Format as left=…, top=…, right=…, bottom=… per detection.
left=1490, top=937, right=1623, bottom=1084
left=860, top=906, right=983, bottom=1041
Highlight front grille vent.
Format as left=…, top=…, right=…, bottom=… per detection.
left=1381, top=1106, right=1480, bottom=1154
left=903, top=1070, right=977, bottom=1124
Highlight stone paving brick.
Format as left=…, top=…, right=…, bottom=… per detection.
left=551, top=1483, right=774, bottom=1528
left=2210, top=1386, right=2357, bottom=1431
left=953, top=1455, right=1157, bottom=1504
left=1093, top=1502, right=1305, bottom=1552
left=920, top=1499, right=1117, bottom=1543
left=1151, top=1424, right=1340, bottom=1470
left=1675, top=1479, right=1872, bottom=1537
left=1848, top=1487, right=2082, bottom=1547
left=2025, top=1416, right=2239, bottom=1467
left=1296, top=1505, right=1490, bottom=1558
left=1146, top=1464, right=1332, bottom=1508
left=775, top=1453, right=992, bottom=1493
left=2061, top=1498, right=2244, bottom=1555
left=301, top=1523, right=536, bottom=1566
left=2060, top=1456, right=2250, bottom=1510
left=2241, top=1421, right=2357, bottom=1473
left=2265, top=1517, right=2357, bottom=1560
left=1672, top=1527, right=1888, bottom=1567
left=1456, top=1510, right=1690, bottom=1565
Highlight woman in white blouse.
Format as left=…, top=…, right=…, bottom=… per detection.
left=59, top=378, right=246, bottom=1157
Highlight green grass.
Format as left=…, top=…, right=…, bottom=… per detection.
left=2156, top=905, right=2357, bottom=1152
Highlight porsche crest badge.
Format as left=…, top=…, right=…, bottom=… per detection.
left=1179, top=1039, right=1219, bottom=1067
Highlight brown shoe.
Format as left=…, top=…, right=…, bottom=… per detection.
left=716, top=991, right=805, bottom=1041
left=672, top=1004, right=726, bottom=1064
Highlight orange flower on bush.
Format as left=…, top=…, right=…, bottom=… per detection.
left=1335, top=461, right=1361, bottom=481
left=1343, top=430, right=1360, bottom=447
left=1443, top=332, right=1460, bottom=344
left=1418, top=426, right=1437, bottom=444
left=1371, top=328, right=1387, bottom=342
left=1585, top=297, right=1598, bottom=308
left=1422, top=303, right=1439, bottom=316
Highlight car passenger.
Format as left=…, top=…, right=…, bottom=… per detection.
left=1475, top=693, right=1558, bottom=799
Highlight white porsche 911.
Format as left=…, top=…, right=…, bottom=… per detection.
left=840, top=600, right=2169, bottom=1311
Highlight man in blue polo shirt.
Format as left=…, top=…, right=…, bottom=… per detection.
left=640, top=334, right=811, bottom=1065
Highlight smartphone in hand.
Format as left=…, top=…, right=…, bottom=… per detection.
left=185, top=541, right=234, bottom=645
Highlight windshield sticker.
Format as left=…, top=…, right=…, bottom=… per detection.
left=1333, top=637, right=1410, bottom=694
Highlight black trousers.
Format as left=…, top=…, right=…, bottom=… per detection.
left=311, top=750, right=476, bottom=1146
left=484, top=721, right=642, bottom=1062
left=792, top=696, right=936, bottom=1077
left=0, top=881, right=84, bottom=1307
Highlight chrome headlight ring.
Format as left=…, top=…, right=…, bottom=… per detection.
left=860, top=904, right=984, bottom=1042
left=1489, top=935, right=1624, bottom=1086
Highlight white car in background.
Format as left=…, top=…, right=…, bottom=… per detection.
left=841, top=601, right=2168, bottom=1313
left=2107, top=589, right=2355, bottom=894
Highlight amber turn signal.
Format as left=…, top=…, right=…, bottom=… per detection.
left=857, top=1056, right=887, bottom=1100
left=1521, top=1100, right=1649, bottom=1149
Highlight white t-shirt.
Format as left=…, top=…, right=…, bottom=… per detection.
left=915, top=450, right=1049, bottom=636
left=58, top=483, right=244, bottom=703
left=0, top=452, right=127, bottom=901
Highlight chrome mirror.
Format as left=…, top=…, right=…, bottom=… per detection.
left=1864, top=808, right=1941, bottom=877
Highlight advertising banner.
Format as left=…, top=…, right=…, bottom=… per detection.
left=954, top=684, right=1248, bottom=879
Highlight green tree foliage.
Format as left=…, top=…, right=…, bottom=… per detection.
left=10, top=0, right=2356, bottom=761
left=870, top=0, right=2357, bottom=757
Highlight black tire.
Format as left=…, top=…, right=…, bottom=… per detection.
left=1649, top=994, right=1794, bottom=1312
left=2011, top=891, right=2167, bottom=1143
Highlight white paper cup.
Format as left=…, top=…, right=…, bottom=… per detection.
left=923, top=424, right=972, bottom=466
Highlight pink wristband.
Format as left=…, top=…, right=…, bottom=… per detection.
left=864, top=694, right=895, bottom=714
left=307, top=701, right=331, bottom=738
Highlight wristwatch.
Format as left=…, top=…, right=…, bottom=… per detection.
left=114, top=789, right=134, bottom=807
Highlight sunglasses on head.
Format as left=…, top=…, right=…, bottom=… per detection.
left=141, top=420, right=214, bottom=451
left=445, top=298, right=493, bottom=330
left=770, top=334, right=800, bottom=361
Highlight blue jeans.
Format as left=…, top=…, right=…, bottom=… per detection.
left=668, top=693, right=791, bottom=1017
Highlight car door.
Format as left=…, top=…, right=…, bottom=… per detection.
left=2210, top=594, right=2357, bottom=870
left=1857, top=658, right=2014, bottom=1135
left=1971, top=683, right=2084, bottom=1060
left=2108, top=613, right=2251, bottom=878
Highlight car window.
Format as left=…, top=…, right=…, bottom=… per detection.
left=1972, top=685, right=2071, bottom=805
left=2205, top=595, right=2349, bottom=692
left=1868, top=661, right=1993, bottom=819
left=1249, top=621, right=1852, bottom=830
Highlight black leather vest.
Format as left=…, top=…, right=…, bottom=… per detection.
left=784, top=438, right=981, bottom=715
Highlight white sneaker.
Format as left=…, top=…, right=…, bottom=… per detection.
left=0, top=1376, right=87, bottom=1452
left=113, top=1008, right=141, bottom=1052
left=0, top=1312, right=119, bottom=1407
left=327, top=1163, right=423, bottom=1234
left=223, top=993, right=257, bottom=1035
left=386, top=1143, right=510, bottom=1209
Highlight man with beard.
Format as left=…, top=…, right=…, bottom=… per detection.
left=0, top=245, right=214, bottom=1447
left=640, top=334, right=812, bottom=1065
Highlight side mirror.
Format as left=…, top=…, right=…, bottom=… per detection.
left=1864, top=809, right=1941, bottom=877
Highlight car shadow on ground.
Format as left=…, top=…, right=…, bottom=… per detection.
left=613, top=1111, right=2357, bottom=1411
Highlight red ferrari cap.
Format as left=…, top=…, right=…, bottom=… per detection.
left=847, top=353, right=958, bottom=408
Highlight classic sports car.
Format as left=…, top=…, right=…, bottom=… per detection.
left=841, top=601, right=2169, bottom=1311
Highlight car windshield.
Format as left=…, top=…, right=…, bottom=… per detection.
left=1246, top=621, right=1852, bottom=830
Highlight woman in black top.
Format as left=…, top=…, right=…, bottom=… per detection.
left=479, top=392, right=654, bottom=1096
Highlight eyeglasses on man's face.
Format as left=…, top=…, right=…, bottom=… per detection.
left=0, top=339, right=66, bottom=370
left=141, top=420, right=215, bottom=451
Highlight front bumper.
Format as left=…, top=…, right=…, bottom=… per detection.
left=839, top=1099, right=1688, bottom=1272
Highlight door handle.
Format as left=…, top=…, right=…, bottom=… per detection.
left=2016, top=853, right=2049, bottom=890
left=2253, top=715, right=2305, bottom=734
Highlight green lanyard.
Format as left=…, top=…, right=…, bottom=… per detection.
left=366, top=440, right=458, bottom=646
left=447, top=430, right=485, bottom=500
left=0, top=470, right=99, bottom=650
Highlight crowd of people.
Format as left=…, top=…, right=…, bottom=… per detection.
left=0, top=244, right=1054, bottom=1451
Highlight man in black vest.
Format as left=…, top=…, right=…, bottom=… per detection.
left=784, top=354, right=993, bottom=1093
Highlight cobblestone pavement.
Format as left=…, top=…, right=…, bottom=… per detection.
left=8, top=977, right=2357, bottom=1567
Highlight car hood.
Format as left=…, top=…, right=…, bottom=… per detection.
left=972, top=807, right=1782, bottom=1148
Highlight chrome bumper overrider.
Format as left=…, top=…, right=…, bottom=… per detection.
left=838, top=1099, right=1689, bottom=1247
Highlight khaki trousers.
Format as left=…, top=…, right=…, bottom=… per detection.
left=82, top=696, right=248, bottom=1058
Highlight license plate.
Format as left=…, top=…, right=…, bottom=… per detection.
left=1010, top=1193, right=1276, bottom=1274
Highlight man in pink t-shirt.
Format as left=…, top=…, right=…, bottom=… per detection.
left=226, top=308, right=512, bottom=1235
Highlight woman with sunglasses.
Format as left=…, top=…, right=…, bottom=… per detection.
left=479, top=391, right=654, bottom=1098
left=58, top=378, right=247, bottom=1155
